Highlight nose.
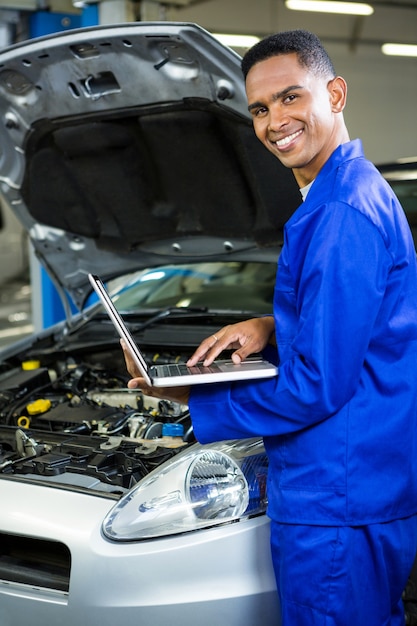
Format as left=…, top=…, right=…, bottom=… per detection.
left=268, top=104, right=288, bottom=131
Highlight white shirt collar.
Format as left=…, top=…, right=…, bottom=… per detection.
left=300, top=180, right=314, bottom=201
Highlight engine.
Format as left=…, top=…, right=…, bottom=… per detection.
left=0, top=352, right=194, bottom=495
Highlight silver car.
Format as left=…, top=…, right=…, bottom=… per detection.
left=0, top=22, right=303, bottom=626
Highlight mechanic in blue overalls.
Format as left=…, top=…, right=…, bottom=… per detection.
left=124, top=30, right=417, bottom=625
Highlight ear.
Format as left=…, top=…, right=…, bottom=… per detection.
left=328, top=76, right=347, bottom=113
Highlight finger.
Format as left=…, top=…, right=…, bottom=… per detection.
left=200, top=332, right=244, bottom=366
left=231, top=343, right=255, bottom=363
left=120, top=339, right=141, bottom=378
left=190, top=332, right=240, bottom=366
left=120, top=339, right=189, bottom=403
left=231, top=351, right=242, bottom=364
left=128, top=377, right=190, bottom=406
left=127, top=376, right=152, bottom=393
left=229, top=332, right=264, bottom=364
left=187, top=333, right=222, bottom=366
left=201, top=337, right=232, bottom=365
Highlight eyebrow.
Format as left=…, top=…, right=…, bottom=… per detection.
left=247, top=84, right=304, bottom=112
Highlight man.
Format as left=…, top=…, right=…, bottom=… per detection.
left=124, top=30, right=417, bottom=624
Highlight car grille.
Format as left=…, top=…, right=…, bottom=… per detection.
left=0, top=533, right=71, bottom=592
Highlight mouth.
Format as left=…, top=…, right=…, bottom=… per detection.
left=274, top=129, right=303, bottom=150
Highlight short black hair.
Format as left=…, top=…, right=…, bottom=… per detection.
left=241, top=30, right=336, bottom=80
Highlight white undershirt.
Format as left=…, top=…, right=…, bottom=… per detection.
left=300, top=180, right=314, bottom=201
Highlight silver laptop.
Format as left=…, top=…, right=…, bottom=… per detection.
left=88, top=273, right=278, bottom=387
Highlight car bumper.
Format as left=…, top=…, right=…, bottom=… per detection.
left=0, top=477, right=280, bottom=626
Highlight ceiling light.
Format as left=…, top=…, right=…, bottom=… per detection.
left=212, top=34, right=261, bottom=49
left=72, top=0, right=96, bottom=6
left=285, top=1, right=374, bottom=16
left=381, top=43, right=417, bottom=57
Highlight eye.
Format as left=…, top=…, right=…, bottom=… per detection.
left=251, top=106, right=268, bottom=118
left=283, top=94, right=297, bottom=104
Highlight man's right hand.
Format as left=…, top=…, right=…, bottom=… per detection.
left=187, top=316, right=276, bottom=367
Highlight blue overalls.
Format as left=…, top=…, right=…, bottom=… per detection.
left=189, top=140, right=417, bottom=624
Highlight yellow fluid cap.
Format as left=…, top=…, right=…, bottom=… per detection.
left=27, top=398, right=52, bottom=415
left=22, top=360, right=41, bottom=370
left=17, top=416, right=31, bottom=428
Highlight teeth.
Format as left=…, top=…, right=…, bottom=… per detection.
left=276, top=130, right=302, bottom=147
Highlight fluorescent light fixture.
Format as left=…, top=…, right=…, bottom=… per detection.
left=285, top=1, right=374, bottom=16
left=381, top=43, right=417, bottom=57
left=213, top=34, right=261, bottom=48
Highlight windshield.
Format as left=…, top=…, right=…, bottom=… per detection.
left=112, top=262, right=277, bottom=314
left=383, top=176, right=417, bottom=249
left=390, top=179, right=417, bottom=247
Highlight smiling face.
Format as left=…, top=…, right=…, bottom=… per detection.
left=245, top=53, right=349, bottom=188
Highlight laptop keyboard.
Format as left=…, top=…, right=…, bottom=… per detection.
left=160, top=363, right=221, bottom=376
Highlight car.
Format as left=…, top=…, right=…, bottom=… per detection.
left=1, top=22, right=416, bottom=626
left=377, top=157, right=417, bottom=249
left=0, top=22, right=303, bottom=626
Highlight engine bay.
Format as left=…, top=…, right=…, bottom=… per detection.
left=0, top=342, right=194, bottom=496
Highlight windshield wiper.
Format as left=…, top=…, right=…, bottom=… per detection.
left=130, top=306, right=209, bottom=332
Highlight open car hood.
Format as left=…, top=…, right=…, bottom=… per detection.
left=0, top=22, right=300, bottom=310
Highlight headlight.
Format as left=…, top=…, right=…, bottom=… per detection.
left=102, top=439, right=268, bottom=540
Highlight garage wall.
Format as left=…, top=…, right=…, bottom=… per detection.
left=325, top=46, right=417, bottom=165
left=166, top=0, right=417, bottom=165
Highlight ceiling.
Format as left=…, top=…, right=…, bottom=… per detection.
left=0, top=0, right=416, bottom=56
left=163, top=0, right=417, bottom=54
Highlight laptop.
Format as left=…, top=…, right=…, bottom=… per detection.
left=88, top=273, right=278, bottom=387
